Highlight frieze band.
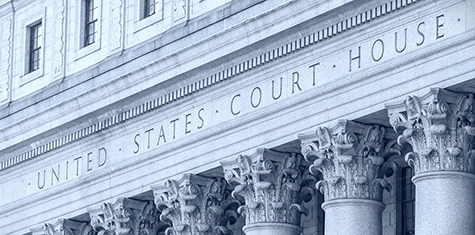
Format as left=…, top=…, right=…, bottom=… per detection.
left=0, top=0, right=424, bottom=171
left=27, top=9, right=452, bottom=192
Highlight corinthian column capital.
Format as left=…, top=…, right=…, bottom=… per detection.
left=221, top=148, right=316, bottom=226
left=151, top=174, right=240, bottom=235
left=88, top=198, right=165, bottom=235
left=386, top=88, right=475, bottom=175
left=298, top=120, right=399, bottom=201
left=30, top=219, right=95, bottom=235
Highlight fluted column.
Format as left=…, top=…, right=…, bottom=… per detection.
left=30, top=219, right=96, bottom=235
left=151, top=174, right=240, bottom=235
left=221, top=149, right=316, bottom=235
left=387, top=88, right=475, bottom=235
left=298, top=120, right=398, bottom=235
left=88, top=197, right=167, bottom=235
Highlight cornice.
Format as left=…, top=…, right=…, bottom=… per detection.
left=0, top=0, right=10, bottom=6
left=0, top=0, right=421, bottom=171
left=0, top=1, right=12, bottom=17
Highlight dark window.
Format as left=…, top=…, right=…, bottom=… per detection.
left=29, top=23, right=42, bottom=73
left=402, top=166, right=415, bottom=235
left=85, top=0, right=98, bottom=47
left=144, top=0, right=159, bottom=18
left=318, top=191, right=325, bottom=235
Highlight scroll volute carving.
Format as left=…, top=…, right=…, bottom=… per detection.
left=221, top=149, right=316, bottom=226
left=30, top=219, right=95, bottom=235
left=298, top=120, right=399, bottom=201
left=151, top=174, right=240, bottom=235
left=387, top=88, right=475, bottom=174
left=88, top=198, right=165, bottom=235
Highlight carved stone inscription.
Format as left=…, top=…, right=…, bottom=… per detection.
left=30, top=147, right=107, bottom=191
left=9, top=10, right=461, bottom=199
left=131, top=12, right=456, bottom=157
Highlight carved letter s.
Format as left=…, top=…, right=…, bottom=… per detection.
left=134, top=133, right=140, bottom=154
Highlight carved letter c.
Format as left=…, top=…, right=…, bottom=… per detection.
left=231, top=94, right=241, bottom=115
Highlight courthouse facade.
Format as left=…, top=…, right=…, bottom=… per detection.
left=1, top=0, right=475, bottom=234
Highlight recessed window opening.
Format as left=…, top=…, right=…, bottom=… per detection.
left=144, top=0, right=160, bottom=18
left=29, top=23, right=42, bottom=73
left=85, top=0, right=99, bottom=47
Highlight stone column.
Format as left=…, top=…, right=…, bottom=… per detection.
left=151, top=174, right=240, bottom=235
left=88, top=197, right=167, bottom=235
left=30, top=219, right=95, bottom=235
left=386, top=88, right=475, bottom=235
left=221, top=149, right=316, bottom=235
left=298, top=120, right=398, bottom=235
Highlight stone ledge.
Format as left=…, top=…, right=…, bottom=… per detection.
left=0, top=0, right=420, bottom=171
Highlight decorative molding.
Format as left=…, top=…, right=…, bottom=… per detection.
left=387, top=88, right=475, bottom=175
left=172, top=0, right=186, bottom=21
left=110, top=0, right=123, bottom=50
left=53, top=0, right=66, bottom=77
left=88, top=197, right=167, bottom=235
left=0, top=17, right=12, bottom=102
left=221, top=148, right=316, bottom=226
left=29, top=219, right=95, bottom=235
left=298, top=120, right=399, bottom=201
left=152, top=173, right=240, bottom=235
left=0, top=0, right=422, bottom=171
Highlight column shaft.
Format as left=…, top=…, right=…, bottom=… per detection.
left=322, top=199, right=385, bottom=235
left=386, top=91, right=475, bottom=235
left=221, top=149, right=316, bottom=235
left=299, top=121, right=397, bottom=235
left=243, top=223, right=302, bottom=235
left=413, top=172, right=475, bottom=235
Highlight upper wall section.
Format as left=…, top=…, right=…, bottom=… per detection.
left=0, top=0, right=272, bottom=102
left=1, top=0, right=475, bottom=233
left=0, top=0, right=355, bottom=160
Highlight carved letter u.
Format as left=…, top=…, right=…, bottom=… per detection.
left=38, top=170, right=46, bottom=189
left=272, top=77, right=283, bottom=100
left=395, top=28, right=407, bottom=53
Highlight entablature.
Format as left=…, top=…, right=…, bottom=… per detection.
left=1, top=0, right=475, bottom=234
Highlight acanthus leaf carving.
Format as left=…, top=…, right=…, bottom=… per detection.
left=152, top=174, right=240, bottom=235
left=221, top=149, right=316, bottom=226
left=89, top=198, right=165, bottom=235
left=30, top=219, right=95, bottom=235
left=386, top=89, right=475, bottom=175
left=298, top=120, right=398, bottom=202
